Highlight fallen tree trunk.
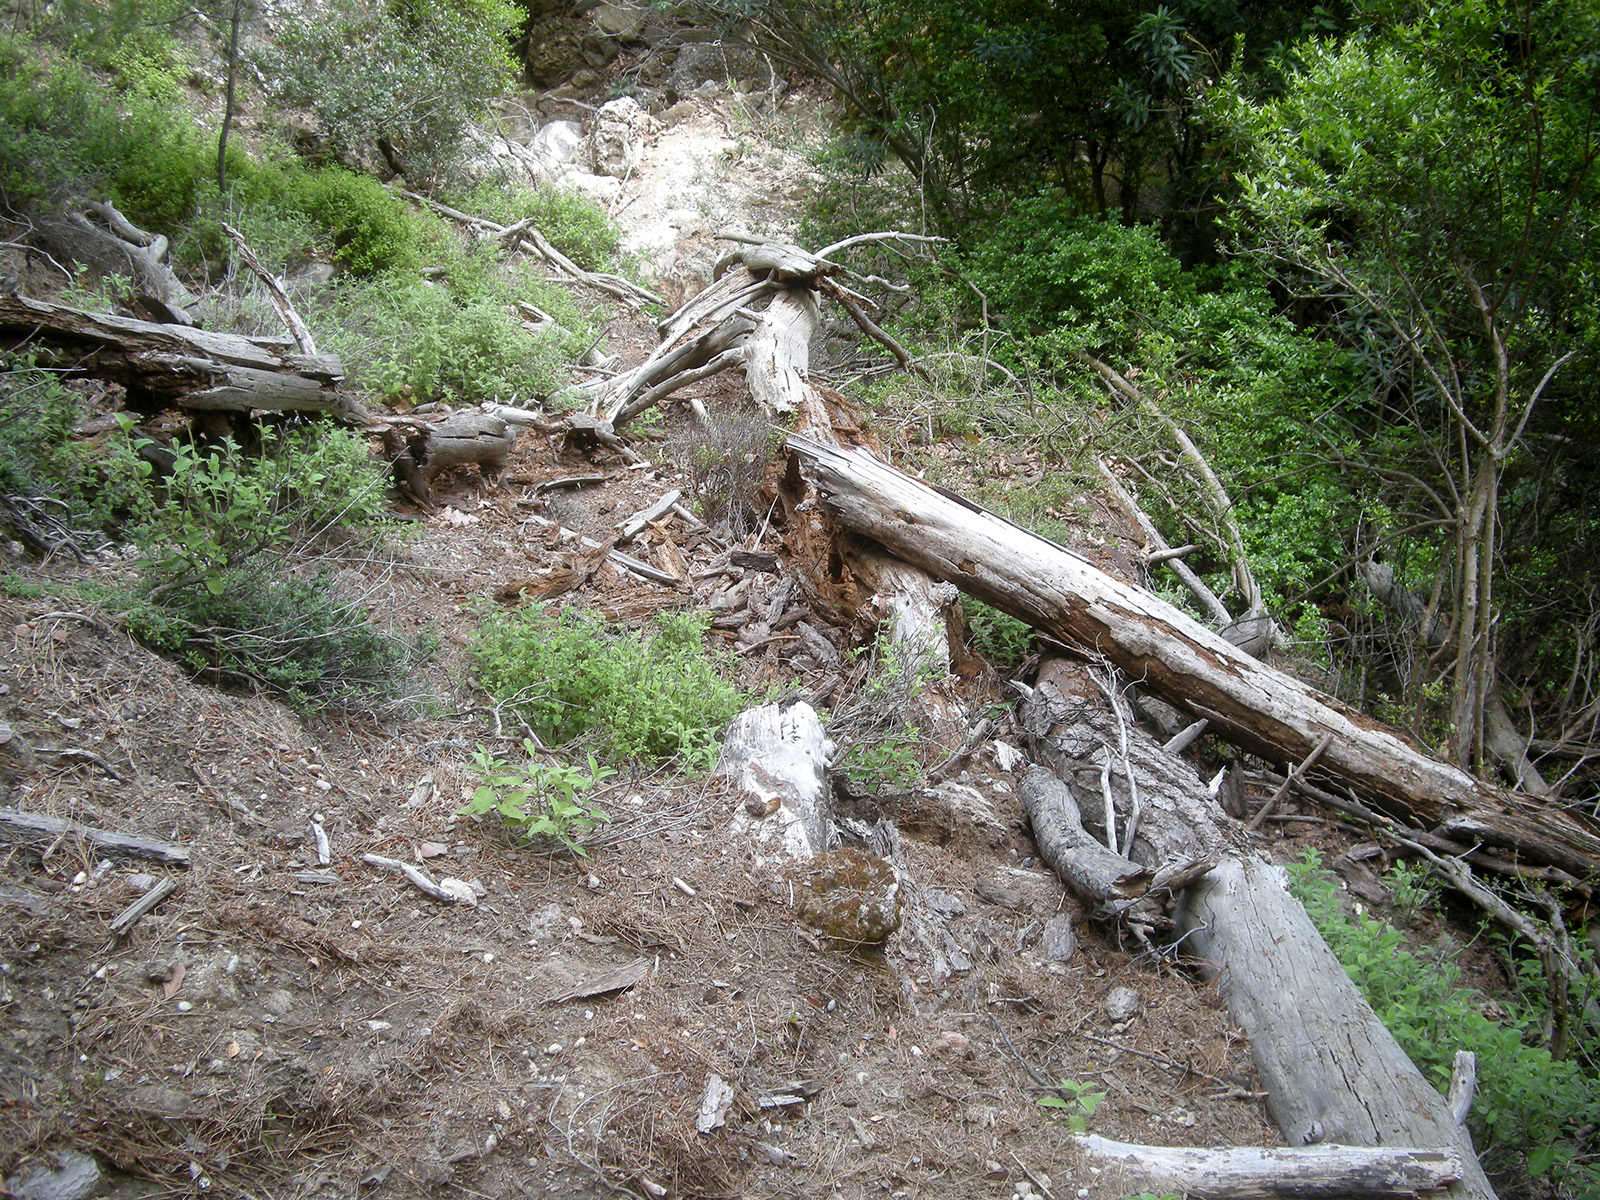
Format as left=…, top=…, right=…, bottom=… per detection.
left=0, top=294, right=348, bottom=418
left=787, top=438, right=1600, bottom=879
left=1176, top=856, right=1492, bottom=1198
left=1017, top=658, right=1492, bottom=1199
left=1074, top=1134, right=1467, bottom=1200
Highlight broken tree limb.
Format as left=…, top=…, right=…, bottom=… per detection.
left=398, top=188, right=663, bottom=309
left=0, top=294, right=346, bottom=417
left=361, top=853, right=469, bottom=904
left=1175, top=855, right=1494, bottom=1200
left=1072, top=1134, right=1466, bottom=1200
left=0, top=808, right=190, bottom=866
left=787, top=438, right=1600, bottom=879
left=108, top=876, right=178, bottom=936
left=1098, top=456, right=1232, bottom=630
left=1077, top=351, right=1279, bottom=653
left=1246, top=731, right=1334, bottom=831
left=220, top=222, right=317, bottom=356
left=31, top=204, right=196, bottom=322
left=1019, top=765, right=1150, bottom=909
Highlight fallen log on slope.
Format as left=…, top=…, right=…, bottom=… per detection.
left=787, top=438, right=1600, bottom=879
left=1176, top=856, right=1491, bottom=1197
left=0, top=294, right=349, bottom=418
left=1016, top=657, right=1493, bottom=1199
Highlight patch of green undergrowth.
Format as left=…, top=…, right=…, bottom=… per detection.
left=1035, top=1078, right=1105, bottom=1132
left=826, top=634, right=941, bottom=791
left=126, top=561, right=424, bottom=715
left=1287, top=851, right=1599, bottom=1182
left=458, top=739, right=612, bottom=856
left=471, top=608, right=744, bottom=771
left=961, top=596, right=1032, bottom=667
left=444, top=179, right=623, bottom=273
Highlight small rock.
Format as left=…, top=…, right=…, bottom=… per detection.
left=143, top=962, right=175, bottom=985
left=1104, top=986, right=1142, bottom=1023
left=922, top=888, right=967, bottom=918
left=974, top=877, right=1023, bottom=910
left=5, top=1149, right=101, bottom=1200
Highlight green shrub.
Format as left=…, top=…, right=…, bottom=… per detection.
left=263, top=0, right=517, bottom=184
left=962, top=596, right=1032, bottom=667
left=447, top=180, right=623, bottom=273
left=310, top=276, right=576, bottom=404
left=126, top=421, right=390, bottom=593
left=458, top=740, right=613, bottom=856
left=471, top=608, right=745, bottom=771
left=293, top=168, right=420, bottom=274
left=0, top=361, right=117, bottom=529
left=1287, top=851, right=1599, bottom=1174
left=126, top=559, right=423, bottom=715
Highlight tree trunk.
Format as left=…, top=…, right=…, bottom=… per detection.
left=787, top=438, right=1600, bottom=878
left=0, top=295, right=348, bottom=418
left=1176, top=856, right=1492, bottom=1199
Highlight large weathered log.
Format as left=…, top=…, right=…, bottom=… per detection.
left=787, top=439, right=1600, bottom=878
left=0, top=294, right=347, bottom=416
left=1020, top=659, right=1491, bottom=1197
left=1176, top=856, right=1493, bottom=1199
left=1074, top=1134, right=1467, bottom=1200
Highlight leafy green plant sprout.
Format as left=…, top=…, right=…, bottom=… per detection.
left=458, top=739, right=613, bottom=857
left=1036, top=1077, right=1105, bottom=1132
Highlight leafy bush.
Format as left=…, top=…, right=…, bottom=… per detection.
left=0, top=36, right=208, bottom=226
left=458, top=740, right=613, bottom=856
left=310, top=276, right=577, bottom=405
left=446, top=180, right=623, bottom=273
left=472, top=608, right=745, bottom=771
left=292, top=168, right=422, bottom=274
left=0, top=361, right=132, bottom=530
left=263, top=0, right=518, bottom=184
left=961, top=596, right=1032, bottom=667
left=126, top=560, right=423, bottom=715
left=126, top=422, right=390, bottom=593
left=1287, top=851, right=1599, bottom=1176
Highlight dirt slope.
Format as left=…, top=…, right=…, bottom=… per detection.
left=0, top=90, right=1304, bottom=1200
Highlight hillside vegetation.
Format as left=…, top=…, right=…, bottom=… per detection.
left=0, top=0, right=1597, bottom=1196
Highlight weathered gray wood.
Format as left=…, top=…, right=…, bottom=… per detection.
left=1175, top=856, right=1493, bottom=1199
left=0, top=294, right=344, bottom=414
left=109, top=875, right=178, bottom=935
left=1019, top=765, right=1150, bottom=906
left=0, top=807, right=190, bottom=866
left=786, top=438, right=1600, bottom=878
left=721, top=701, right=834, bottom=861
left=420, top=412, right=517, bottom=486
left=1073, top=1134, right=1466, bottom=1199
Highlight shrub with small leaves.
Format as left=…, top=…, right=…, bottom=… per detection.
left=471, top=607, right=745, bottom=771
left=458, top=740, right=613, bottom=856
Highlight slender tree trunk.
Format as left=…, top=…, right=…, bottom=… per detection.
left=217, top=0, right=242, bottom=192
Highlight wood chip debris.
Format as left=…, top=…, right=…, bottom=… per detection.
left=543, top=957, right=651, bottom=1004
left=361, top=853, right=476, bottom=906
